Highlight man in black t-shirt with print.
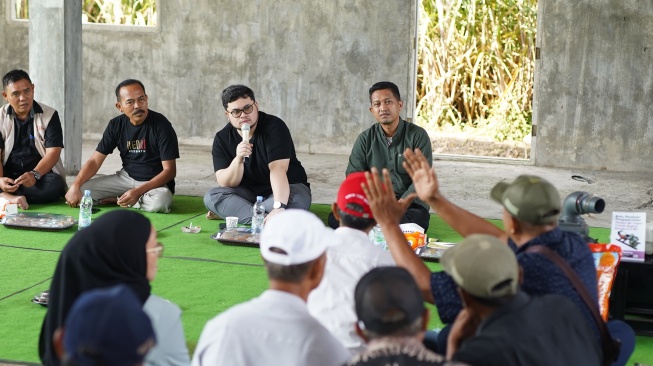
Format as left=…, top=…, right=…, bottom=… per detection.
left=65, top=79, right=179, bottom=213
left=204, top=85, right=311, bottom=224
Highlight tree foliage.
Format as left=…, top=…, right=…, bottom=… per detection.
left=15, top=0, right=157, bottom=26
left=417, top=0, right=537, bottom=142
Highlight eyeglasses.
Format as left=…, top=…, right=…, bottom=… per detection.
left=146, top=242, right=164, bottom=258
left=228, top=103, right=256, bottom=118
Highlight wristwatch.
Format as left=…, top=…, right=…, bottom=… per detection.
left=273, top=201, right=288, bottom=210
left=31, top=170, right=41, bottom=180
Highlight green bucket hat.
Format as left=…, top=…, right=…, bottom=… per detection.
left=490, top=175, right=561, bottom=225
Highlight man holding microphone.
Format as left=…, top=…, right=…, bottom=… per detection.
left=204, top=85, right=311, bottom=224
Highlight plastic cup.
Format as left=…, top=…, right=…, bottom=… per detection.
left=226, top=216, right=238, bottom=230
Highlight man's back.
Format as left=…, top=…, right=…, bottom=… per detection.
left=452, top=292, right=602, bottom=366
left=513, top=228, right=599, bottom=336
left=192, top=290, right=350, bottom=366
left=308, top=227, right=395, bottom=352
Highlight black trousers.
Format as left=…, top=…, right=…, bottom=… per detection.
left=13, top=172, right=66, bottom=203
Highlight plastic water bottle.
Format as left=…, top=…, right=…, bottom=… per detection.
left=368, top=224, right=387, bottom=250
left=252, top=196, right=265, bottom=234
left=78, top=190, right=93, bottom=230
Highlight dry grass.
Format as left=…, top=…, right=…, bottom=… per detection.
left=14, top=0, right=157, bottom=26
left=417, top=0, right=537, bottom=142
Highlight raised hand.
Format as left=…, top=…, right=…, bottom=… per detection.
left=362, top=167, right=416, bottom=227
left=403, top=148, right=441, bottom=203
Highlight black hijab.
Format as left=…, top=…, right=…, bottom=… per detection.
left=39, top=210, right=152, bottom=366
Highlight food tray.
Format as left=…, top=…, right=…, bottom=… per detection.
left=1, top=212, right=76, bottom=231
left=211, top=227, right=260, bottom=247
left=415, top=242, right=457, bottom=262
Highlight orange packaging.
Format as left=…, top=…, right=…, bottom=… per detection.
left=404, top=232, right=426, bottom=250
left=589, top=243, right=622, bottom=321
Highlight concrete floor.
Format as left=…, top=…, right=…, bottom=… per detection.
left=73, top=138, right=653, bottom=229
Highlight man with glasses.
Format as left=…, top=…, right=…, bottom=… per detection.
left=65, top=79, right=179, bottom=213
left=204, top=85, right=311, bottom=224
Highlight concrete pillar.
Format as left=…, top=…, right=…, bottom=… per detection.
left=29, top=0, right=82, bottom=175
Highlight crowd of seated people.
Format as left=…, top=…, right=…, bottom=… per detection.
left=4, top=70, right=632, bottom=365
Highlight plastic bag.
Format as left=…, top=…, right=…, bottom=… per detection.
left=589, top=243, right=622, bottom=321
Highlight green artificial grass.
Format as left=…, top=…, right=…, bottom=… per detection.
left=0, top=197, right=649, bottom=364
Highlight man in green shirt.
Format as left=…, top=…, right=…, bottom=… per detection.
left=328, top=81, right=432, bottom=231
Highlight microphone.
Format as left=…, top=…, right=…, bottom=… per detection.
left=241, top=123, right=250, bottom=164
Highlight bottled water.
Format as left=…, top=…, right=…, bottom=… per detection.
left=368, top=224, right=387, bottom=250
left=252, top=196, right=265, bottom=234
left=78, top=190, right=93, bottom=230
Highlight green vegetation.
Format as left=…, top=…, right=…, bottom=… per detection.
left=14, top=0, right=157, bottom=26
left=417, top=0, right=537, bottom=142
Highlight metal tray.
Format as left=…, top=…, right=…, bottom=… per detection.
left=1, top=212, right=76, bottom=231
left=211, top=227, right=260, bottom=247
left=415, top=242, right=457, bottom=262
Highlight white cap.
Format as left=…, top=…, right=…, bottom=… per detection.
left=260, top=209, right=333, bottom=266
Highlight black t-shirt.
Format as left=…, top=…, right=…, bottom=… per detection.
left=1, top=102, right=64, bottom=179
left=96, top=110, right=179, bottom=192
left=211, top=111, right=309, bottom=197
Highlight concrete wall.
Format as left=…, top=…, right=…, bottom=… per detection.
left=534, top=0, right=653, bottom=171
left=0, top=4, right=28, bottom=74
left=1, top=0, right=417, bottom=155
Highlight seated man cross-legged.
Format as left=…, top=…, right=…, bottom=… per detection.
left=1, top=69, right=66, bottom=208
left=328, top=81, right=432, bottom=231
left=204, top=85, right=311, bottom=224
left=65, top=79, right=179, bottom=213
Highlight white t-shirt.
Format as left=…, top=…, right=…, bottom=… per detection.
left=143, top=294, right=191, bottom=366
left=307, top=226, right=396, bottom=354
left=192, top=290, right=351, bottom=366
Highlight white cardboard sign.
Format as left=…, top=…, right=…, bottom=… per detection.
left=610, top=212, right=646, bottom=262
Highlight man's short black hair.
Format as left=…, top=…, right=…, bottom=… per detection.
left=221, top=85, right=256, bottom=109
left=338, top=208, right=376, bottom=231
left=3, top=69, right=32, bottom=90
left=115, top=79, right=146, bottom=102
left=369, top=81, right=401, bottom=103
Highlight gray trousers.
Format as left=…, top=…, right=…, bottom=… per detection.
left=204, top=183, right=312, bottom=224
left=81, top=169, right=173, bottom=213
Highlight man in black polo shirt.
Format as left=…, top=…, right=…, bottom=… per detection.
left=0, top=69, right=66, bottom=206
left=204, top=85, right=311, bottom=224
left=65, top=79, right=179, bottom=213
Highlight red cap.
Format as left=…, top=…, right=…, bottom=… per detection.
left=337, top=172, right=373, bottom=219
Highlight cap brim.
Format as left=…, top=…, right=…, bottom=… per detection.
left=439, top=243, right=461, bottom=278
left=490, top=182, right=509, bottom=204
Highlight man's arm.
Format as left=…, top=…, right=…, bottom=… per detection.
left=403, top=148, right=506, bottom=240
left=65, top=151, right=108, bottom=207
left=14, top=147, right=62, bottom=188
left=401, top=129, right=433, bottom=200
left=117, top=159, right=176, bottom=208
left=215, top=140, right=251, bottom=187
left=361, top=167, right=436, bottom=304
left=265, top=158, right=290, bottom=222
left=345, top=133, right=369, bottom=175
